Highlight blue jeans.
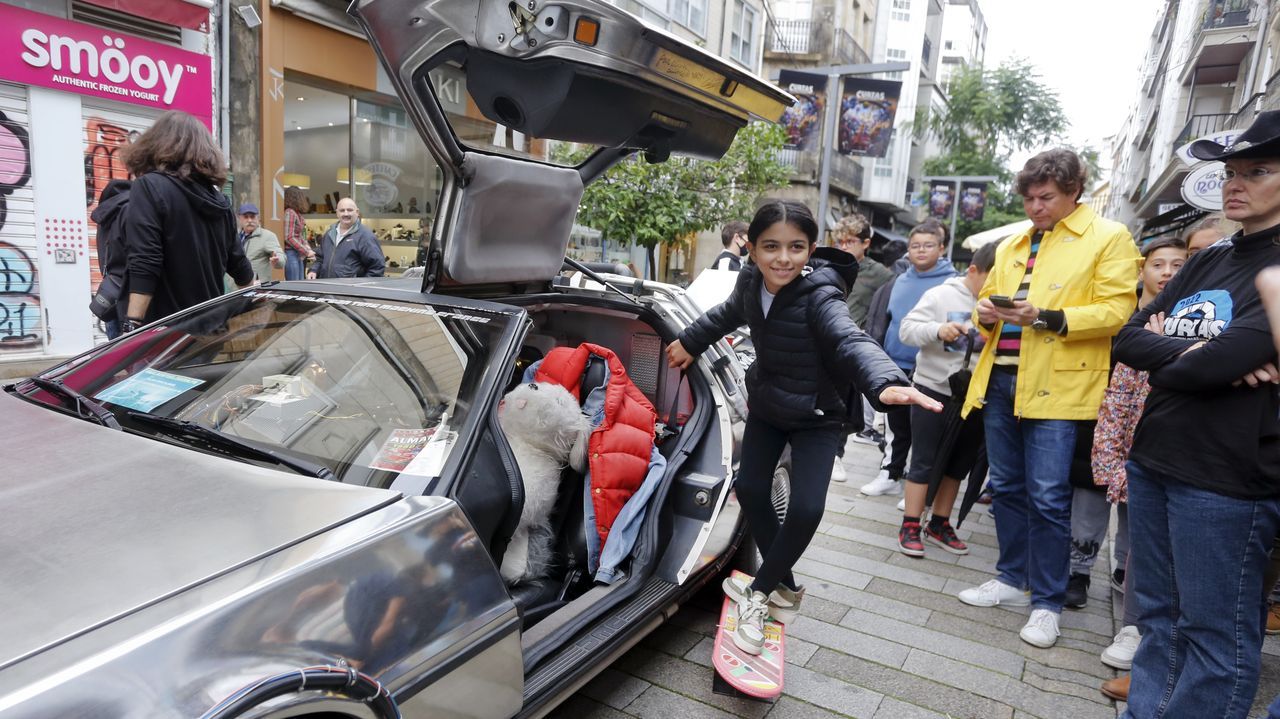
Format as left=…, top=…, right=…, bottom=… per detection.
left=1123, top=460, right=1280, bottom=719
left=982, top=370, right=1077, bottom=611
left=284, top=248, right=305, bottom=281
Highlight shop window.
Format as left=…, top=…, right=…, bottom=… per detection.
left=284, top=79, right=442, bottom=277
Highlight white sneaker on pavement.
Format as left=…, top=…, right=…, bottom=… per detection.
left=896, top=497, right=906, bottom=511
left=860, top=471, right=901, bottom=496
left=1019, top=609, right=1060, bottom=648
left=831, top=461, right=847, bottom=483
left=1101, top=625, right=1141, bottom=669
left=957, top=579, right=1031, bottom=607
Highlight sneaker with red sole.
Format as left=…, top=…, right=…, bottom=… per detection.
left=898, top=521, right=924, bottom=557
left=924, top=521, right=969, bottom=555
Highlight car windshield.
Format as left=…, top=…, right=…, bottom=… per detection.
left=15, top=289, right=514, bottom=488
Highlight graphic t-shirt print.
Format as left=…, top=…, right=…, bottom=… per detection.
left=1164, top=289, right=1234, bottom=339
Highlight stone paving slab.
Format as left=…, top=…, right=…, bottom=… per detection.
left=551, top=440, right=1280, bottom=718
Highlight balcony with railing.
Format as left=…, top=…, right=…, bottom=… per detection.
left=774, top=148, right=864, bottom=196
left=1180, top=0, right=1259, bottom=85
left=767, top=18, right=870, bottom=65
left=1173, top=113, right=1233, bottom=147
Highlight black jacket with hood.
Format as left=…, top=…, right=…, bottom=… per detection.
left=124, top=172, right=252, bottom=323
left=90, top=179, right=131, bottom=322
left=679, top=247, right=909, bottom=430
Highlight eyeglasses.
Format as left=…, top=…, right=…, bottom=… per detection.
left=908, top=242, right=940, bottom=251
left=1213, top=166, right=1280, bottom=183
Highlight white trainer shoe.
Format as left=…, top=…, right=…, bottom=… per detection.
left=830, top=461, right=848, bottom=483
left=896, top=497, right=906, bottom=511
left=1020, top=608, right=1060, bottom=648
left=732, top=591, right=769, bottom=654
left=860, top=472, right=901, bottom=496
left=723, top=575, right=804, bottom=625
left=1101, top=625, right=1141, bottom=669
left=957, top=579, right=1031, bottom=607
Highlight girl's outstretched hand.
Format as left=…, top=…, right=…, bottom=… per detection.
left=878, top=385, right=944, bottom=413
left=667, top=340, right=694, bottom=369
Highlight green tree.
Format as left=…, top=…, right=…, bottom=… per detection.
left=922, top=59, right=1074, bottom=241
left=567, top=121, right=791, bottom=276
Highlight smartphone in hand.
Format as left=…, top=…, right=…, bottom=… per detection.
left=988, top=295, right=1017, bottom=309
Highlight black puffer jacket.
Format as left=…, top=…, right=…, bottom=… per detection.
left=679, top=247, right=909, bottom=430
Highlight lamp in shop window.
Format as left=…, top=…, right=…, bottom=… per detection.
left=336, top=167, right=373, bottom=186
left=279, top=172, right=311, bottom=189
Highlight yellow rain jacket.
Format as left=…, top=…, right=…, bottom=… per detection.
left=962, top=204, right=1141, bottom=420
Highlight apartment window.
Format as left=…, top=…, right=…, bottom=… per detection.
left=891, top=0, right=910, bottom=21
left=671, top=0, right=707, bottom=35
left=944, top=40, right=953, bottom=50
left=884, top=48, right=907, bottom=79
left=874, top=166, right=894, bottom=177
left=730, top=0, right=757, bottom=66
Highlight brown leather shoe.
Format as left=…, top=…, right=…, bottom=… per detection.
left=1268, top=604, right=1280, bottom=635
left=1101, top=674, right=1130, bottom=701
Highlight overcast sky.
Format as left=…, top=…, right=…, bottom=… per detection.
left=979, top=0, right=1167, bottom=168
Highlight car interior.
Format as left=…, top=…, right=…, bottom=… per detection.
left=453, top=296, right=700, bottom=632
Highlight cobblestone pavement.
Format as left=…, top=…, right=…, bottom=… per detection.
left=549, top=439, right=1280, bottom=719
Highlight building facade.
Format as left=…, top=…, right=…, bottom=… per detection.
left=1107, top=0, right=1274, bottom=241
left=0, top=0, right=220, bottom=376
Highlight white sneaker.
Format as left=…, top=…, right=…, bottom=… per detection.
left=1019, top=608, right=1060, bottom=648
left=831, top=461, right=847, bottom=483
left=860, top=472, right=901, bottom=496
left=957, top=579, right=1031, bottom=607
left=896, top=497, right=906, bottom=511
left=732, top=591, right=769, bottom=654
left=1101, top=625, right=1141, bottom=669
left=723, top=575, right=804, bottom=625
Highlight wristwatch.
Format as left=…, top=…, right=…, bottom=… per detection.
left=120, top=317, right=144, bottom=334
left=1031, top=311, right=1049, bottom=331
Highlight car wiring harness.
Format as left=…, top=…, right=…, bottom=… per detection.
left=200, top=664, right=401, bottom=719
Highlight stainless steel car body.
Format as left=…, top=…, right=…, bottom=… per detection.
left=0, top=0, right=785, bottom=712
left=0, top=388, right=524, bottom=719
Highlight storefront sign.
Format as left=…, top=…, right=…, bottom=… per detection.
left=0, top=4, right=213, bottom=126
left=1180, top=162, right=1224, bottom=212
left=1175, top=128, right=1243, bottom=167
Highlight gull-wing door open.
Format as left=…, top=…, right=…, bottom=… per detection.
left=349, top=0, right=792, bottom=290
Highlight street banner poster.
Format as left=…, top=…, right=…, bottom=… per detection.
left=959, top=181, right=988, bottom=222
left=837, top=78, right=902, bottom=158
left=778, top=70, right=827, bottom=151
left=928, top=180, right=955, bottom=220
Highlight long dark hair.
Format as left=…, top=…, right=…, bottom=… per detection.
left=283, top=185, right=309, bottom=215
left=123, top=110, right=227, bottom=186
left=748, top=200, right=819, bottom=245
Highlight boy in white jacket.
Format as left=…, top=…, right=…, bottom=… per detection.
left=894, top=241, right=997, bottom=557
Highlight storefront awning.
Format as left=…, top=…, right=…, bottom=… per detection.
left=79, top=0, right=212, bottom=32
left=1139, top=203, right=1205, bottom=244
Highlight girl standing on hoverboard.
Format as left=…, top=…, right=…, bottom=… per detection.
left=668, top=200, right=942, bottom=653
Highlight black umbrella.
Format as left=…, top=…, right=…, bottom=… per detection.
left=923, top=336, right=988, bottom=528
left=955, top=447, right=988, bottom=528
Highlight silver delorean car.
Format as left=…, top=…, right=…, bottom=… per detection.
left=0, top=0, right=792, bottom=716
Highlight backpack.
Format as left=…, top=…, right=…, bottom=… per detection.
left=89, top=180, right=131, bottom=321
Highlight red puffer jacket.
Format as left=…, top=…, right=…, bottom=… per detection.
left=535, top=343, right=657, bottom=547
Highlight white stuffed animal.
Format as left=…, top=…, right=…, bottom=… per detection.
left=497, top=381, right=590, bottom=584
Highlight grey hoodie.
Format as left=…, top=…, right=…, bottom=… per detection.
left=898, top=275, right=980, bottom=395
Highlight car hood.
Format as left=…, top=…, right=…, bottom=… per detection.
left=0, top=391, right=401, bottom=670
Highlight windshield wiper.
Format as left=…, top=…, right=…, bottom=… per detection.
left=125, top=411, right=336, bottom=480
left=28, top=376, right=122, bottom=430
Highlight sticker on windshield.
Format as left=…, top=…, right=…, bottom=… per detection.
left=93, top=368, right=204, bottom=412
left=369, top=428, right=437, bottom=472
